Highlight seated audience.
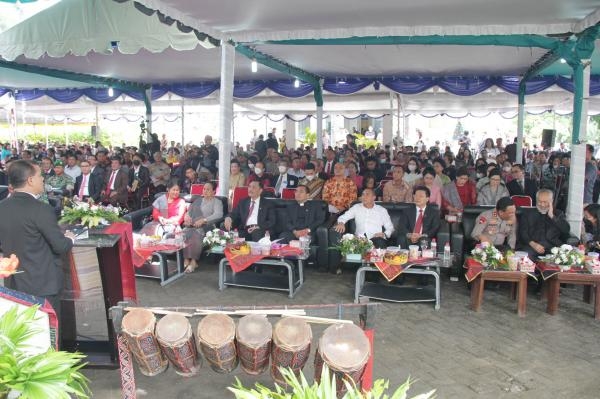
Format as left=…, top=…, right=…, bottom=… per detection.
left=140, top=180, right=187, bottom=237
left=298, top=162, right=325, bottom=200
left=148, top=151, right=171, bottom=193
left=102, top=157, right=129, bottom=207
left=518, top=189, right=570, bottom=258
left=182, top=182, right=223, bottom=273
left=278, top=185, right=325, bottom=244
left=322, top=163, right=358, bottom=220
left=382, top=167, right=413, bottom=203
left=272, top=160, right=299, bottom=197
left=246, top=161, right=272, bottom=188
left=471, top=197, right=517, bottom=250
left=396, top=185, right=441, bottom=248
left=477, top=169, right=510, bottom=206
left=583, top=203, right=600, bottom=251
left=418, top=167, right=442, bottom=208
left=442, top=166, right=477, bottom=214
left=507, top=163, right=538, bottom=205
left=74, top=159, right=103, bottom=202
left=224, top=181, right=276, bottom=241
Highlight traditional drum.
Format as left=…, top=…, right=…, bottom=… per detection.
left=236, top=314, right=272, bottom=375
left=121, top=308, right=168, bottom=376
left=270, top=317, right=312, bottom=384
left=196, top=314, right=238, bottom=373
left=314, top=323, right=370, bottom=396
left=155, top=313, right=200, bottom=377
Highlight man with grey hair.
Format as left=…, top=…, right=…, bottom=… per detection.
left=517, top=189, right=570, bottom=258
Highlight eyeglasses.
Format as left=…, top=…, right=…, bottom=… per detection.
left=490, top=178, right=502, bottom=182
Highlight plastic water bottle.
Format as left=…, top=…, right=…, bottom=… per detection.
left=431, top=238, right=437, bottom=257
left=443, top=242, right=451, bottom=261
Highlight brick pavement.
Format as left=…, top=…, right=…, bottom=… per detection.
left=84, top=257, right=600, bottom=398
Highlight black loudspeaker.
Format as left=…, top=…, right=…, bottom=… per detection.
left=541, top=129, right=556, bottom=149
left=91, top=125, right=97, bottom=138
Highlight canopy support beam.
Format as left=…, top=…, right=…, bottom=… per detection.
left=217, top=41, right=235, bottom=198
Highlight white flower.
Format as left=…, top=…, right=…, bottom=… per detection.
left=342, top=233, right=355, bottom=241
left=551, top=247, right=558, bottom=255
left=560, top=244, right=572, bottom=251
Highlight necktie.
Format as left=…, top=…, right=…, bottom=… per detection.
left=245, top=200, right=255, bottom=226
left=79, top=174, right=87, bottom=198
left=326, top=162, right=331, bottom=175
left=413, top=208, right=424, bottom=235
left=276, top=175, right=283, bottom=194
left=106, top=171, right=116, bottom=192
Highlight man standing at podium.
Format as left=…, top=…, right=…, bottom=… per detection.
left=0, top=160, right=75, bottom=315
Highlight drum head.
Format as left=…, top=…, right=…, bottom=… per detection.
left=319, top=323, right=370, bottom=372
left=122, top=308, right=155, bottom=335
left=198, top=314, right=236, bottom=346
left=236, top=314, right=272, bottom=347
left=273, top=317, right=312, bottom=350
left=156, top=314, right=190, bottom=343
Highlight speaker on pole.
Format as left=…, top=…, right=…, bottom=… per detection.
left=91, top=125, right=98, bottom=138
left=541, top=129, right=555, bottom=149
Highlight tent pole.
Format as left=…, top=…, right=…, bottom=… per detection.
left=566, top=59, right=590, bottom=236
left=217, top=41, right=235, bottom=198
left=181, top=99, right=185, bottom=146
left=44, top=116, right=48, bottom=149
left=315, top=81, right=324, bottom=159
left=516, top=85, right=525, bottom=165
left=143, top=87, right=153, bottom=141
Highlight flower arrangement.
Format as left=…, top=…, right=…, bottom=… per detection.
left=203, top=228, right=235, bottom=248
left=60, top=201, right=124, bottom=228
left=547, top=244, right=584, bottom=269
left=471, top=242, right=504, bottom=269
left=337, top=234, right=374, bottom=256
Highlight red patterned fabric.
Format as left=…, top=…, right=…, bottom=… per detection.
left=104, top=222, right=137, bottom=301
left=117, top=334, right=137, bottom=399
left=133, top=244, right=182, bottom=267
left=373, top=257, right=437, bottom=282
left=536, top=261, right=589, bottom=280
left=223, top=245, right=303, bottom=273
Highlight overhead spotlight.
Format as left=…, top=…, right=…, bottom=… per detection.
left=108, top=87, right=114, bottom=97
left=560, top=58, right=567, bottom=64
left=251, top=59, right=258, bottom=73
left=294, top=78, right=300, bottom=88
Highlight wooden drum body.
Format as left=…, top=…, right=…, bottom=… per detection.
left=314, top=323, right=370, bottom=396
left=196, top=314, right=238, bottom=373
left=270, top=317, right=312, bottom=384
left=156, top=313, right=200, bottom=377
left=236, top=314, right=272, bottom=375
left=121, top=308, right=168, bottom=377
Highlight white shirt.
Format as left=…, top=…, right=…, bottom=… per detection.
left=245, top=197, right=260, bottom=226
left=275, top=173, right=288, bottom=196
left=64, top=164, right=81, bottom=180
left=337, top=203, right=394, bottom=239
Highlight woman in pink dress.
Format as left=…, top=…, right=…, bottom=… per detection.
left=141, top=180, right=187, bottom=237
left=417, top=167, right=442, bottom=208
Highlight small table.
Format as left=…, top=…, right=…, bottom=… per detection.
left=352, top=258, right=446, bottom=309
left=217, top=254, right=306, bottom=298
left=545, top=271, right=600, bottom=319
left=470, top=270, right=528, bottom=317
left=134, top=246, right=185, bottom=286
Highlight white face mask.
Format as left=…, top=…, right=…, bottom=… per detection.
left=278, top=165, right=288, bottom=174
left=503, top=166, right=511, bottom=172
left=254, top=167, right=263, bottom=174
left=304, top=174, right=315, bottom=181
left=248, top=163, right=255, bottom=169
left=408, top=164, right=417, bottom=172
left=476, top=173, right=484, bottom=178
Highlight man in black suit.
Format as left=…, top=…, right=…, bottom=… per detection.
left=507, top=163, right=538, bottom=205
left=271, top=160, right=299, bottom=197
left=518, top=189, right=570, bottom=259
left=396, top=185, right=441, bottom=249
left=128, top=153, right=151, bottom=210
left=0, top=160, right=74, bottom=314
left=279, top=185, right=325, bottom=244
left=73, top=159, right=103, bottom=202
left=224, top=180, right=276, bottom=241
left=102, top=157, right=129, bottom=207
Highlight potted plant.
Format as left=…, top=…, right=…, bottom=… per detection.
left=0, top=305, right=90, bottom=399
left=203, top=228, right=236, bottom=251
left=338, top=234, right=374, bottom=261
left=545, top=244, right=585, bottom=271
left=60, top=200, right=124, bottom=229
left=471, top=242, right=505, bottom=269
left=228, top=365, right=436, bottom=399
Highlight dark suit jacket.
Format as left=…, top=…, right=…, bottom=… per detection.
left=284, top=200, right=325, bottom=232
left=518, top=209, right=570, bottom=252
left=74, top=173, right=103, bottom=202
left=229, top=196, right=276, bottom=232
left=0, top=192, right=73, bottom=296
left=507, top=178, right=538, bottom=205
left=396, top=204, right=441, bottom=248
left=128, top=165, right=151, bottom=192
left=271, top=174, right=299, bottom=196
left=104, top=167, right=129, bottom=205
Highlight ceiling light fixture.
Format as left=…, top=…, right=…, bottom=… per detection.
left=251, top=59, right=258, bottom=73
left=560, top=58, right=567, bottom=64
left=294, top=78, right=300, bottom=88
left=108, top=87, right=114, bottom=97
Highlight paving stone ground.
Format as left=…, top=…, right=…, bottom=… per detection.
left=83, top=257, right=600, bottom=398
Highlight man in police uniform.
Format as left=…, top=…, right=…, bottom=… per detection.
left=471, top=197, right=517, bottom=250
